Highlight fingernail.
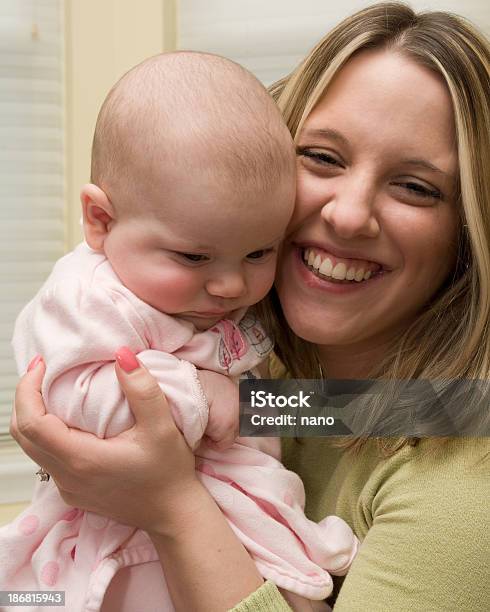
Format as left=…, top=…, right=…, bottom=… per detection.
left=115, top=346, right=140, bottom=372
left=27, top=355, right=43, bottom=372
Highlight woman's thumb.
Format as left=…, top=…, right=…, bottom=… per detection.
left=114, top=346, right=170, bottom=425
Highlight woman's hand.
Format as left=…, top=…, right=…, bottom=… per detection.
left=11, top=349, right=266, bottom=610
left=10, top=348, right=200, bottom=535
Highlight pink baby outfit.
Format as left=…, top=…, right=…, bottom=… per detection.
left=1, top=243, right=358, bottom=611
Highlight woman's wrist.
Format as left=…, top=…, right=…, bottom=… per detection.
left=146, top=475, right=211, bottom=539
left=147, top=479, right=264, bottom=611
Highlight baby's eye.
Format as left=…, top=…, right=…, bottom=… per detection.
left=179, top=253, right=209, bottom=263
left=246, top=248, right=273, bottom=261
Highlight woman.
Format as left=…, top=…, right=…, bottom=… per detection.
left=10, top=3, right=490, bottom=611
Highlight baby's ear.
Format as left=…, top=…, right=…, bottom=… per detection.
left=80, top=184, right=115, bottom=252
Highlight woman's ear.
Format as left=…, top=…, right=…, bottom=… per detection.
left=80, top=184, right=116, bottom=252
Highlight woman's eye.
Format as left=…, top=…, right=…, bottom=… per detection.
left=297, top=147, right=342, bottom=167
left=395, top=181, right=442, bottom=201
left=247, top=248, right=272, bottom=261
left=179, top=253, right=209, bottom=262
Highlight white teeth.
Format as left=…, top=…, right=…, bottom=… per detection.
left=332, top=262, right=347, bottom=280
left=304, top=248, right=378, bottom=283
left=319, top=257, right=333, bottom=277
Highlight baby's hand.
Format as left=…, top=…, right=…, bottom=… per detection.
left=197, top=370, right=238, bottom=451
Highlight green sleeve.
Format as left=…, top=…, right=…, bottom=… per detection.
left=334, top=440, right=490, bottom=612
left=229, top=581, right=292, bottom=612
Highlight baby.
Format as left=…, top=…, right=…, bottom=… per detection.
left=1, top=52, right=357, bottom=611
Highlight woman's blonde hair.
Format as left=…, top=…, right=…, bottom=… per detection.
left=263, top=2, right=490, bottom=454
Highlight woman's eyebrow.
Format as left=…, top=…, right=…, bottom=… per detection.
left=399, top=158, right=448, bottom=176
left=300, top=127, right=350, bottom=146
left=301, top=130, right=453, bottom=178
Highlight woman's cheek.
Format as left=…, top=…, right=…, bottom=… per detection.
left=288, top=171, right=334, bottom=234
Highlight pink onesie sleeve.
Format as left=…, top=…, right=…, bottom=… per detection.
left=12, top=273, right=207, bottom=447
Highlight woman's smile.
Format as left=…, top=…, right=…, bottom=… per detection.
left=300, top=245, right=388, bottom=281
left=276, top=49, right=459, bottom=356
left=295, top=246, right=389, bottom=294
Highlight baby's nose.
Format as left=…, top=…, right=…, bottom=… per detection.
left=205, top=271, right=247, bottom=299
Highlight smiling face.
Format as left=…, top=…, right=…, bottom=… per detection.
left=276, top=49, right=459, bottom=372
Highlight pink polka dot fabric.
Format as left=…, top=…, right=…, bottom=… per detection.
left=18, top=515, right=39, bottom=536
left=0, top=441, right=359, bottom=610
left=40, top=561, right=60, bottom=586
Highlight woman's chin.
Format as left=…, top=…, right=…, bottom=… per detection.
left=280, top=299, right=357, bottom=346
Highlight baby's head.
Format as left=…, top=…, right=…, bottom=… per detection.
left=82, top=51, right=295, bottom=329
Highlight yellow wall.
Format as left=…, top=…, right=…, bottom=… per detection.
left=0, top=503, right=28, bottom=527
left=64, top=0, right=177, bottom=249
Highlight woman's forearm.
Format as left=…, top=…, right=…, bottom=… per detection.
left=148, top=482, right=263, bottom=612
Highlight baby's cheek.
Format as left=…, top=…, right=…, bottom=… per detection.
left=250, top=264, right=276, bottom=301
left=147, top=269, right=202, bottom=310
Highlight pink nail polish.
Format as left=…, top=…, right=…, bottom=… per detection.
left=115, top=346, right=140, bottom=372
left=27, top=355, right=43, bottom=372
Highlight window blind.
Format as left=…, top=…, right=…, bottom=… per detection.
left=178, top=0, right=490, bottom=86
left=0, top=0, right=65, bottom=439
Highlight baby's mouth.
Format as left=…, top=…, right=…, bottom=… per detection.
left=301, top=247, right=386, bottom=284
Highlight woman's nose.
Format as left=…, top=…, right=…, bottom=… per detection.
left=321, top=179, right=380, bottom=239
left=205, top=270, right=247, bottom=299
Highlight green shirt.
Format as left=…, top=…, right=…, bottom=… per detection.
left=232, top=361, right=489, bottom=611
left=234, top=438, right=489, bottom=611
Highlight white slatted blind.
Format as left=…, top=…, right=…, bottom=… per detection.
left=179, top=0, right=490, bottom=85
left=0, top=0, right=65, bottom=439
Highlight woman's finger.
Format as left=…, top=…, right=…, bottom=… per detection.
left=114, top=347, right=176, bottom=433
left=13, top=356, right=47, bottom=434
left=10, top=359, right=79, bottom=483
left=11, top=356, right=71, bottom=459
left=10, top=413, right=60, bottom=474
left=12, top=357, right=108, bottom=473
